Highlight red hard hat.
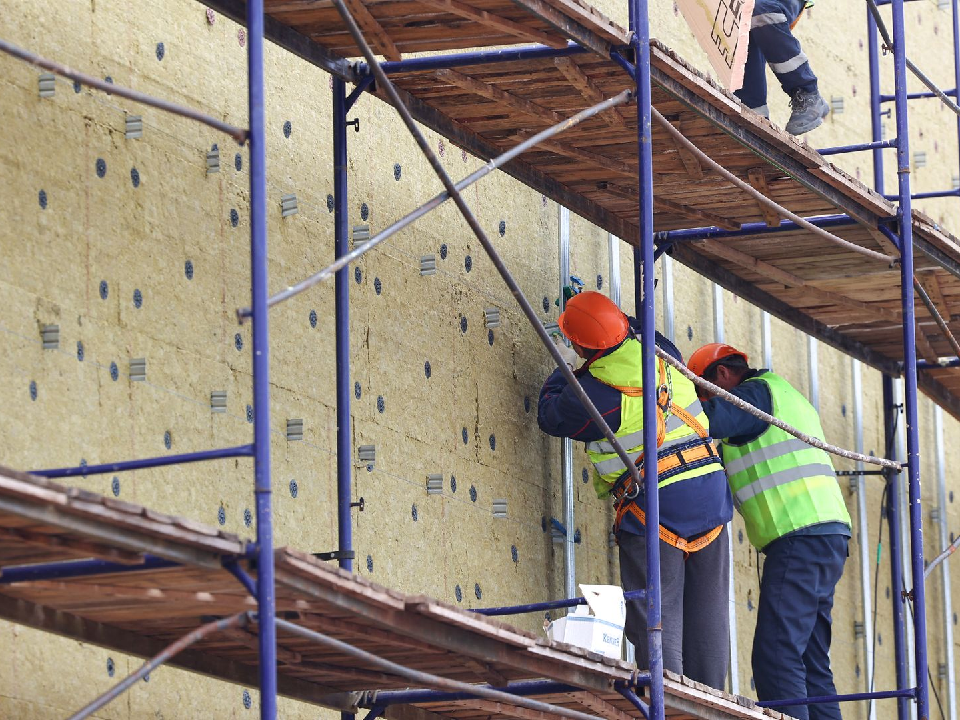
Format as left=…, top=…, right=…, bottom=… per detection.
left=558, top=291, right=629, bottom=350
left=688, top=343, right=749, bottom=377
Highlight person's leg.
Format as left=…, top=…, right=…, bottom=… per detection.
left=619, top=531, right=686, bottom=676
left=752, top=534, right=821, bottom=720
left=681, top=526, right=730, bottom=689
left=803, top=535, right=848, bottom=720
left=734, top=31, right=768, bottom=114
left=745, top=0, right=827, bottom=133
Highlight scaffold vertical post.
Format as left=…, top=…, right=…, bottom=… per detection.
left=333, top=75, right=356, bottom=720
left=246, top=0, right=277, bottom=717
left=333, top=77, right=354, bottom=577
left=629, top=0, right=665, bottom=716
left=868, top=3, right=886, bottom=195
left=883, top=375, right=911, bottom=720
left=890, top=0, right=930, bottom=716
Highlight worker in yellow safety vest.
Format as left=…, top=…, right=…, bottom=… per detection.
left=538, top=292, right=733, bottom=688
left=689, top=343, right=851, bottom=720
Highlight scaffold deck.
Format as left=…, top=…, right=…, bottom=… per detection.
left=0, top=465, right=789, bottom=719
left=207, top=0, right=960, bottom=419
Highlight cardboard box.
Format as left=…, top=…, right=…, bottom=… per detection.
left=545, top=584, right=626, bottom=659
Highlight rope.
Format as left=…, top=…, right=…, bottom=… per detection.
left=653, top=346, right=902, bottom=471
left=649, top=107, right=898, bottom=266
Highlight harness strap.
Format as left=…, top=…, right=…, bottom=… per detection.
left=617, top=502, right=723, bottom=554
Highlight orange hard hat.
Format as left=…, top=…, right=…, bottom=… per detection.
left=688, top=343, right=749, bottom=377
left=558, top=291, right=629, bottom=350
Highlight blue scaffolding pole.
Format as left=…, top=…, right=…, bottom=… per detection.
left=246, top=0, right=278, bottom=715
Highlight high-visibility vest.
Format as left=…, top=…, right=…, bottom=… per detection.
left=585, top=338, right=723, bottom=498
left=720, top=371, right=851, bottom=550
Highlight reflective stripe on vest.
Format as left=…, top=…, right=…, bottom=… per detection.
left=585, top=338, right=722, bottom=497
left=720, top=372, right=851, bottom=549
left=585, top=399, right=703, bottom=455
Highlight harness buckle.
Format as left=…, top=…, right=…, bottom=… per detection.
left=624, top=481, right=640, bottom=500
left=657, top=383, right=671, bottom=412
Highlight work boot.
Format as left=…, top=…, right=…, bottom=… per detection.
left=749, top=104, right=770, bottom=119
left=785, top=89, right=830, bottom=135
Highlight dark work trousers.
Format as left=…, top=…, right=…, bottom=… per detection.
left=619, top=525, right=730, bottom=689
left=753, top=533, right=848, bottom=720
left=734, top=0, right=819, bottom=110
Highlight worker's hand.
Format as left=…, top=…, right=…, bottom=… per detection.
left=552, top=335, right=580, bottom=370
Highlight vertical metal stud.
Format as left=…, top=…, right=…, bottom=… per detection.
left=935, top=406, right=958, bottom=720
left=558, top=204, right=575, bottom=600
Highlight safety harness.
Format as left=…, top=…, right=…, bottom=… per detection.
left=601, top=358, right=723, bottom=554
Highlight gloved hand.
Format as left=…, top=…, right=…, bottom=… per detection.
left=552, top=335, right=580, bottom=370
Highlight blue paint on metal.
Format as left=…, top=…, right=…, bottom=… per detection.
left=393, top=163, right=401, bottom=180
left=524, top=396, right=531, bottom=413
left=370, top=42, right=587, bottom=75
left=411, top=503, right=418, bottom=521
left=231, top=208, right=240, bottom=227
left=354, top=381, right=361, bottom=399
left=596, top=274, right=603, bottom=289
left=235, top=332, right=244, bottom=350
left=653, top=214, right=854, bottom=243
left=99, top=280, right=109, bottom=300
left=367, top=681, right=582, bottom=708
left=758, top=688, right=916, bottom=708
left=488, top=329, right=494, bottom=345
left=96, top=158, right=106, bottom=178
left=156, top=42, right=165, bottom=61
left=489, top=434, right=496, bottom=450
left=374, top=277, right=382, bottom=294
left=73, top=80, right=80, bottom=93
left=163, top=431, right=172, bottom=450
left=327, top=194, right=335, bottom=212
left=31, top=444, right=254, bottom=478
left=376, top=395, right=385, bottom=413
left=360, top=202, right=369, bottom=221
left=439, top=243, right=447, bottom=259
left=424, top=361, right=431, bottom=378
left=627, top=1, right=665, bottom=715
left=111, top=477, right=120, bottom=496
left=455, top=585, right=463, bottom=602
left=76, top=341, right=85, bottom=362
left=880, top=89, right=958, bottom=102
left=243, top=689, right=252, bottom=709
left=131, top=167, right=140, bottom=187
left=450, top=475, right=457, bottom=492
left=474, top=583, right=482, bottom=600
left=889, top=0, right=929, bottom=712
left=289, top=479, right=298, bottom=498
left=244, top=508, right=253, bottom=527
left=817, top=139, right=897, bottom=156
left=110, top=361, right=119, bottom=381
left=0, top=555, right=179, bottom=585
left=498, top=220, right=506, bottom=236
left=185, top=260, right=194, bottom=279
left=465, top=255, right=473, bottom=272
left=366, top=554, right=374, bottom=572
left=511, top=545, right=519, bottom=563
left=246, top=405, right=254, bottom=423
left=460, top=315, right=468, bottom=333
left=283, top=120, right=292, bottom=138
left=235, top=152, right=243, bottom=172
left=309, top=309, right=318, bottom=328
left=29, top=380, right=37, bottom=401
left=469, top=485, right=477, bottom=502
left=106, top=658, right=115, bottom=677
left=38, top=189, right=47, bottom=209
left=473, top=587, right=647, bottom=617
left=345, top=75, right=375, bottom=111
left=354, top=267, right=362, bottom=284
left=542, top=296, right=550, bottom=312
left=218, top=505, right=226, bottom=525
left=133, top=289, right=143, bottom=308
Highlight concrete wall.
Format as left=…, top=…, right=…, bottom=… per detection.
left=0, top=0, right=959, bottom=717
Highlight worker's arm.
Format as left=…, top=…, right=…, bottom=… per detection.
left=701, top=378, right=772, bottom=442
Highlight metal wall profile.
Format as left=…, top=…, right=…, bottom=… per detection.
left=1, top=0, right=955, bottom=718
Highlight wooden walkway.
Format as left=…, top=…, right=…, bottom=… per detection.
left=0, top=465, right=789, bottom=719
left=205, top=0, right=960, bottom=418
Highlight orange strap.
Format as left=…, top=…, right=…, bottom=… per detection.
left=790, top=7, right=805, bottom=29
left=620, top=503, right=723, bottom=554
left=613, top=441, right=722, bottom=554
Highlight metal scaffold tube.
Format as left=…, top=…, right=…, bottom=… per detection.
left=559, top=205, right=576, bottom=599
left=628, top=0, right=665, bottom=715
left=889, top=0, right=930, bottom=714
left=333, top=74, right=356, bottom=720
left=246, top=0, right=277, bottom=716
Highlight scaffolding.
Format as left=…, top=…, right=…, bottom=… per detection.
left=3, top=0, right=960, bottom=718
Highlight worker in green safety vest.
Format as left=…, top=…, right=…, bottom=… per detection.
left=688, top=343, right=851, bottom=720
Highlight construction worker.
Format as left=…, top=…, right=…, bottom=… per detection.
left=688, top=343, right=851, bottom=720
left=735, top=0, right=829, bottom=135
left=538, top=292, right=733, bottom=688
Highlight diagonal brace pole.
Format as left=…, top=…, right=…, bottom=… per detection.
left=237, top=87, right=633, bottom=320
left=66, top=613, right=248, bottom=720
left=320, top=0, right=644, bottom=488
